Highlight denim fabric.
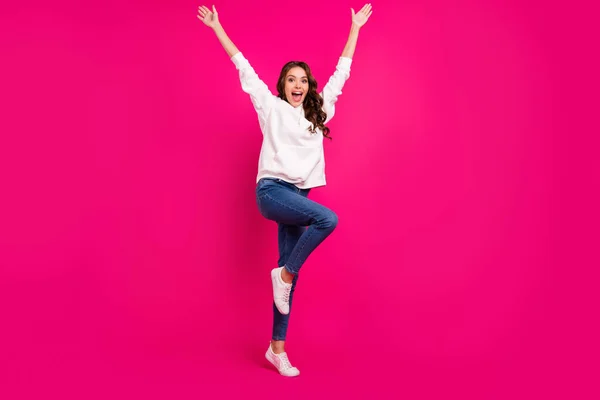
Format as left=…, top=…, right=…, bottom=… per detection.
left=256, top=178, right=338, bottom=341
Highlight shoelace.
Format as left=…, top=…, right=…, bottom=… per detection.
left=282, top=285, right=291, bottom=303
left=278, top=353, right=293, bottom=370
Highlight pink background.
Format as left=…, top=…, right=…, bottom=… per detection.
left=1, top=0, right=598, bottom=398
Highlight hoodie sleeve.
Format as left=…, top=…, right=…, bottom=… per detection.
left=320, top=57, right=352, bottom=124
left=231, top=52, right=277, bottom=125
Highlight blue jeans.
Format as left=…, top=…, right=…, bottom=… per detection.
left=255, top=178, right=338, bottom=341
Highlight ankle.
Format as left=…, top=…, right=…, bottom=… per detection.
left=281, top=267, right=294, bottom=284
left=271, top=340, right=285, bottom=354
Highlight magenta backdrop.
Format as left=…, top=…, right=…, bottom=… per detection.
left=1, top=0, right=598, bottom=399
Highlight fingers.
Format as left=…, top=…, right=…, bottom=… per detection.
left=198, top=5, right=211, bottom=15
left=197, top=5, right=211, bottom=24
left=351, top=7, right=355, bottom=16
left=197, top=5, right=217, bottom=14
left=360, top=3, right=373, bottom=20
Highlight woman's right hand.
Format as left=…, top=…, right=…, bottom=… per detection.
left=197, top=5, right=220, bottom=29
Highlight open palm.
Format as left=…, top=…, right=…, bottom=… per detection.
left=351, top=3, right=373, bottom=27
left=198, top=5, right=219, bottom=29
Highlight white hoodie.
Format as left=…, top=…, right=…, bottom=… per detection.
left=231, top=52, right=352, bottom=189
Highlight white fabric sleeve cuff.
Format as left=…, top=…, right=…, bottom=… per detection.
left=230, top=52, right=246, bottom=68
left=337, top=57, right=353, bottom=70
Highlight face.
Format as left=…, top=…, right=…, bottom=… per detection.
left=284, top=66, right=309, bottom=107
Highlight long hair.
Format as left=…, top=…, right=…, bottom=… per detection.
left=276, top=61, right=331, bottom=139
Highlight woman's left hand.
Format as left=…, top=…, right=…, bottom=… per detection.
left=351, top=3, right=373, bottom=28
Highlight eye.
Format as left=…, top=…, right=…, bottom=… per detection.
left=288, top=78, right=294, bottom=82
left=302, top=79, right=308, bottom=84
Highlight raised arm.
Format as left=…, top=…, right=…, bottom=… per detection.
left=197, top=4, right=276, bottom=125
left=341, top=3, right=373, bottom=59
left=321, top=4, right=373, bottom=123
left=197, top=5, right=239, bottom=58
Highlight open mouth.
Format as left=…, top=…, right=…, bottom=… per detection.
left=291, top=91, right=303, bottom=102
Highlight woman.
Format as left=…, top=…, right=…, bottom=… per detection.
left=197, top=3, right=373, bottom=377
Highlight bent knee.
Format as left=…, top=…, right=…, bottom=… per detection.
left=322, top=210, right=338, bottom=231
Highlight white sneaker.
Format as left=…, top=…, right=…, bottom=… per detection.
left=271, top=267, right=292, bottom=315
left=265, top=344, right=300, bottom=377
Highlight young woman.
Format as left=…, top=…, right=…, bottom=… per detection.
left=198, top=3, right=373, bottom=377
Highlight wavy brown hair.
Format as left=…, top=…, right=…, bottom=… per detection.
left=276, top=61, right=331, bottom=139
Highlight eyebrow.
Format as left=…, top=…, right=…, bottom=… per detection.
left=286, top=75, right=308, bottom=79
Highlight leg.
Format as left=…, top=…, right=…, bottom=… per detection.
left=257, top=180, right=338, bottom=277
left=272, top=224, right=304, bottom=344
left=256, top=178, right=337, bottom=364
left=277, top=223, right=306, bottom=269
